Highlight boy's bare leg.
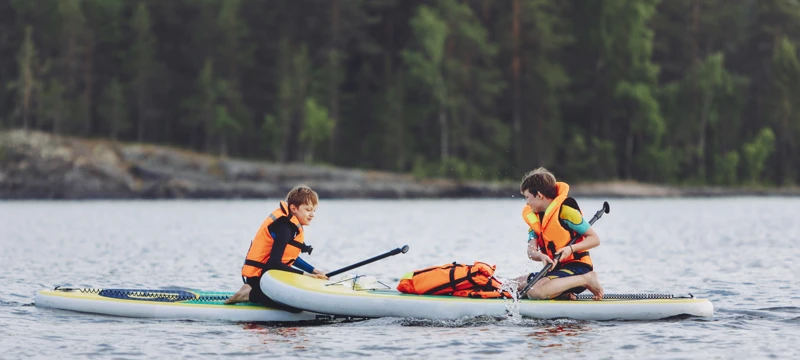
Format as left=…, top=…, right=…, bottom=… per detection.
left=526, top=271, right=604, bottom=300
left=225, top=284, right=252, bottom=304
left=513, top=275, right=530, bottom=292
left=582, top=272, right=604, bottom=299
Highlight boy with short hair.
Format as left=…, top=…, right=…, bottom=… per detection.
left=516, top=167, right=604, bottom=300
left=225, top=185, right=327, bottom=305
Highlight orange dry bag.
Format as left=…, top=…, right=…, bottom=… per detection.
left=396, top=261, right=512, bottom=299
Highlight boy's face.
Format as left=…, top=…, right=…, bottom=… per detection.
left=290, top=202, right=317, bottom=226
left=522, top=189, right=545, bottom=212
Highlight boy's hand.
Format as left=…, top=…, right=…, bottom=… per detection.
left=308, top=269, right=328, bottom=280
left=554, top=245, right=574, bottom=263
left=540, top=255, right=555, bottom=267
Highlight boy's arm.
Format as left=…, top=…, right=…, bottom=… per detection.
left=292, top=257, right=315, bottom=273
left=558, top=205, right=600, bottom=257
left=526, top=230, right=543, bottom=261
left=571, top=227, right=600, bottom=253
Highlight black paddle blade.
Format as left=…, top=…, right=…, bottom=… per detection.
left=602, top=201, right=610, bottom=214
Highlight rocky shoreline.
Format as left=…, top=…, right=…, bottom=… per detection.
left=1, top=130, right=798, bottom=200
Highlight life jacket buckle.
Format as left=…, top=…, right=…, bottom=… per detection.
left=302, top=244, right=313, bottom=255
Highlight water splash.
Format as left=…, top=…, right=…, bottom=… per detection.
left=499, top=278, right=523, bottom=325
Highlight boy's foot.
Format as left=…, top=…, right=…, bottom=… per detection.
left=224, top=284, right=252, bottom=304
left=583, top=272, right=604, bottom=300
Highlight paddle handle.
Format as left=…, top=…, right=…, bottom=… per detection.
left=517, top=201, right=610, bottom=298
left=325, top=245, right=410, bottom=277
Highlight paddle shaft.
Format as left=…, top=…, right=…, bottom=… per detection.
left=325, top=245, right=410, bottom=277
left=517, top=202, right=610, bottom=298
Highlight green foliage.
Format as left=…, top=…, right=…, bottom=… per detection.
left=98, top=78, right=127, bottom=139
left=261, top=113, right=282, bottom=159
left=1, top=0, right=800, bottom=187
left=8, top=26, right=39, bottom=130
left=589, top=137, right=618, bottom=180
left=300, top=97, right=334, bottom=161
left=742, top=128, right=776, bottom=185
left=37, top=79, right=65, bottom=133
left=713, top=151, right=740, bottom=186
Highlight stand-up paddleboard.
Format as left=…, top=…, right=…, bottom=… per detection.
left=261, top=270, right=714, bottom=321
left=35, top=287, right=338, bottom=322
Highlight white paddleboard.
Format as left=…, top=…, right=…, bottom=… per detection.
left=35, top=287, right=337, bottom=322
left=261, top=270, right=714, bottom=321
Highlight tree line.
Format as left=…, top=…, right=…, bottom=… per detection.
left=1, top=0, right=798, bottom=185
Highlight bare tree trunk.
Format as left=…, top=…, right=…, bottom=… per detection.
left=625, top=117, right=634, bottom=179
left=328, top=0, right=341, bottom=158
left=396, top=77, right=405, bottom=171
left=481, top=0, right=491, bottom=22
left=22, top=67, right=32, bottom=131
left=137, top=90, right=146, bottom=142
left=110, top=95, right=119, bottom=140
left=780, top=98, right=794, bottom=184
left=439, top=103, right=448, bottom=161
left=53, top=94, right=63, bottom=136
left=82, top=31, right=94, bottom=135
left=691, top=0, right=701, bottom=177
left=203, top=110, right=212, bottom=152
left=66, top=12, right=79, bottom=134
left=698, top=93, right=714, bottom=180
left=220, top=135, right=228, bottom=158
left=512, top=0, right=522, bottom=169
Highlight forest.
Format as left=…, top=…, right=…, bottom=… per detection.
left=1, top=0, right=798, bottom=186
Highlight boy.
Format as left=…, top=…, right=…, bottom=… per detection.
left=516, top=167, right=604, bottom=300
left=225, top=185, right=328, bottom=306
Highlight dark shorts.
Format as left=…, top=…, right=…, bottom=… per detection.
left=244, top=276, right=302, bottom=313
left=527, top=262, right=593, bottom=295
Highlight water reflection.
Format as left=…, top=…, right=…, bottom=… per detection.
left=527, top=322, right=591, bottom=351
left=242, top=323, right=306, bottom=347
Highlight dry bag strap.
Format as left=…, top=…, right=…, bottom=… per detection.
left=413, top=263, right=457, bottom=276
left=423, top=264, right=484, bottom=295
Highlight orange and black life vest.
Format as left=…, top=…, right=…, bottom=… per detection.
left=522, top=182, right=593, bottom=268
left=241, top=201, right=312, bottom=278
left=397, top=262, right=512, bottom=299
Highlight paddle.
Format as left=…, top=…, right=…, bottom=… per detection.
left=325, top=245, right=410, bottom=278
left=517, top=201, right=610, bottom=298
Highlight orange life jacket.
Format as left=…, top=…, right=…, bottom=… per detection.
left=241, top=201, right=311, bottom=277
left=397, top=262, right=513, bottom=299
left=522, top=182, right=593, bottom=268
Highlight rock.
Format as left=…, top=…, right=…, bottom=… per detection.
left=3, top=130, right=800, bottom=199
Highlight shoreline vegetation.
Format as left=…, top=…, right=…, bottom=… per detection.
left=1, top=130, right=798, bottom=200
left=4, top=2, right=800, bottom=191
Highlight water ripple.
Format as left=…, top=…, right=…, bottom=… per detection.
left=1, top=199, right=799, bottom=359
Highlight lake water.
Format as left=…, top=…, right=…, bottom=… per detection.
left=1, top=198, right=798, bottom=359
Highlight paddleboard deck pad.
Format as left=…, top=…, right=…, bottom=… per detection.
left=261, top=270, right=715, bottom=321
left=35, top=286, right=348, bottom=322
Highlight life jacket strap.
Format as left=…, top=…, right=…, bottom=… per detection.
left=572, top=250, right=589, bottom=259
left=288, top=239, right=313, bottom=254
left=244, top=257, right=297, bottom=270
left=244, top=259, right=268, bottom=270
